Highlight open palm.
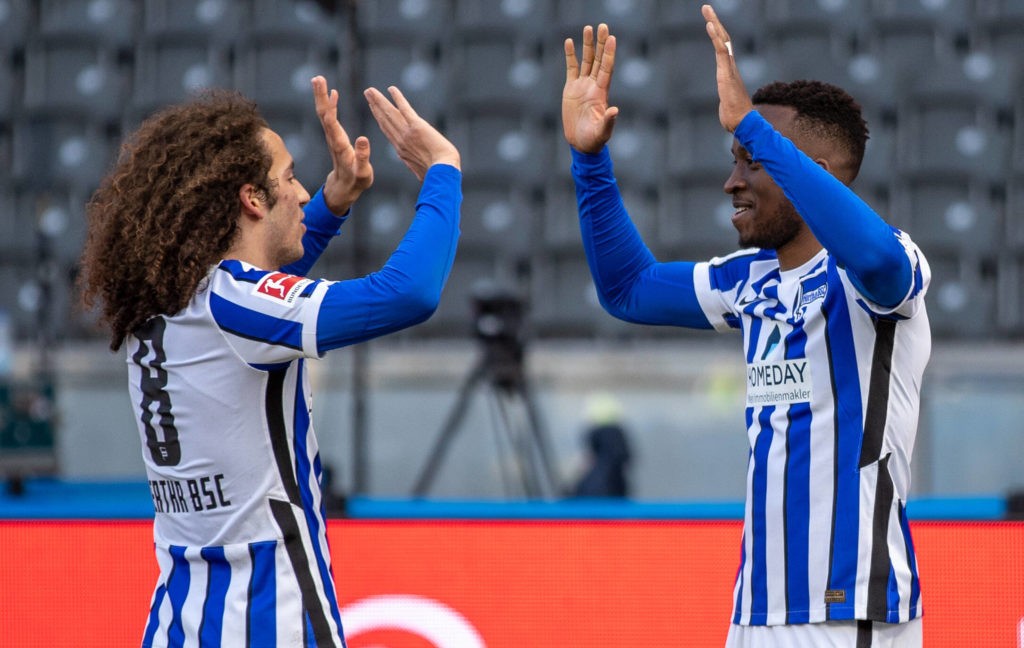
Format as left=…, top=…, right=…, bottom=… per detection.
left=562, top=24, right=619, bottom=154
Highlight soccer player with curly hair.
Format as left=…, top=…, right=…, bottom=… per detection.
left=79, top=77, right=461, bottom=647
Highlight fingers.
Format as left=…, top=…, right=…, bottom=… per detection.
left=363, top=86, right=401, bottom=139
left=580, top=25, right=595, bottom=77
left=386, top=86, right=421, bottom=123
left=595, top=34, right=616, bottom=90
left=311, top=76, right=354, bottom=155
left=703, top=4, right=734, bottom=59
left=565, top=38, right=579, bottom=82
left=590, top=24, right=609, bottom=80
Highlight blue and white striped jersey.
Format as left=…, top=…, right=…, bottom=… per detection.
left=128, top=166, right=462, bottom=648
left=570, top=108, right=931, bottom=629
left=130, top=262, right=344, bottom=648
left=694, top=239, right=930, bottom=625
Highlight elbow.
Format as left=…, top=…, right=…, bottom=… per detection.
left=395, top=283, right=442, bottom=326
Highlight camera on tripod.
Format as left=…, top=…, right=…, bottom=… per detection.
left=471, top=284, right=525, bottom=392
left=412, top=284, right=562, bottom=498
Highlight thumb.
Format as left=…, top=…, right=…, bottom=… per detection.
left=600, top=106, right=619, bottom=142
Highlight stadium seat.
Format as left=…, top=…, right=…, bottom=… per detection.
left=459, top=183, right=537, bottom=257
left=356, top=0, right=452, bottom=45
left=448, top=112, right=554, bottom=187
left=141, top=0, right=249, bottom=43
left=764, top=0, right=867, bottom=35
left=605, top=120, right=668, bottom=188
left=556, top=0, right=658, bottom=41
left=890, top=176, right=1000, bottom=256
left=896, top=96, right=1009, bottom=182
left=37, top=0, right=138, bottom=49
left=658, top=177, right=739, bottom=259
left=23, top=42, right=126, bottom=120
left=665, top=104, right=734, bottom=180
left=868, top=0, right=972, bottom=32
left=606, top=39, right=669, bottom=118
left=540, top=180, right=582, bottom=253
left=362, top=42, right=450, bottom=124
left=21, top=189, right=89, bottom=266
left=347, top=181, right=421, bottom=258
left=248, top=0, right=340, bottom=42
left=0, top=188, right=36, bottom=263
left=924, top=253, right=997, bottom=338
left=0, top=0, right=30, bottom=51
left=452, top=38, right=558, bottom=118
left=657, top=30, right=720, bottom=103
left=1004, top=174, right=1024, bottom=252
left=131, top=37, right=233, bottom=117
left=0, top=56, right=15, bottom=123
left=11, top=117, right=115, bottom=194
left=654, top=0, right=765, bottom=43
left=528, top=251, right=603, bottom=338
left=854, top=106, right=899, bottom=190
left=995, top=251, right=1024, bottom=335
left=234, top=40, right=337, bottom=113
left=453, top=0, right=555, bottom=41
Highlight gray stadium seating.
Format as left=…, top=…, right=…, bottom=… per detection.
left=1, top=0, right=1021, bottom=342
left=23, top=42, right=127, bottom=121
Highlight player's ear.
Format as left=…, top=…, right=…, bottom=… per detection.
left=239, top=183, right=266, bottom=218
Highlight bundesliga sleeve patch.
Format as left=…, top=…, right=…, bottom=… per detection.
left=252, top=272, right=313, bottom=307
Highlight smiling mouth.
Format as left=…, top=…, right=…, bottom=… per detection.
left=732, top=205, right=753, bottom=222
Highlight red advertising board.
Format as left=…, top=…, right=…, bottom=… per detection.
left=0, top=520, right=1020, bottom=647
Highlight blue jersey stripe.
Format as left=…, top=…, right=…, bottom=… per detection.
left=166, top=545, right=190, bottom=648
left=733, top=531, right=747, bottom=624
left=822, top=263, right=863, bottom=615
left=210, top=292, right=304, bottom=351
left=247, top=541, right=277, bottom=646
left=899, top=502, right=921, bottom=618
left=784, top=328, right=811, bottom=624
left=142, top=582, right=167, bottom=647
left=291, top=361, right=344, bottom=632
left=749, top=406, right=775, bottom=624
left=199, top=546, right=230, bottom=648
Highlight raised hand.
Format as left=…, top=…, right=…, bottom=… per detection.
left=363, top=86, right=460, bottom=182
left=562, top=23, right=619, bottom=154
left=702, top=4, right=753, bottom=133
left=312, top=75, right=374, bottom=214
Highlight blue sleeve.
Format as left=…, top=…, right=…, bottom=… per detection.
left=571, top=147, right=712, bottom=329
left=734, top=111, right=911, bottom=308
left=315, top=164, right=461, bottom=353
left=282, top=187, right=347, bottom=277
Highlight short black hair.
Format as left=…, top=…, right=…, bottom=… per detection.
left=752, top=80, right=869, bottom=179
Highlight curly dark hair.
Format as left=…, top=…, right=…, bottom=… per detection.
left=752, top=79, right=869, bottom=181
left=79, top=90, right=277, bottom=351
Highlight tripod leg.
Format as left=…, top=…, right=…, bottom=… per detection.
left=490, top=390, right=542, bottom=498
left=410, top=359, right=487, bottom=497
left=519, top=381, right=564, bottom=497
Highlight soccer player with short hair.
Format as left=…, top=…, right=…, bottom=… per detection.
left=78, top=78, right=461, bottom=647
left=561, top=6, right=930, bottom=647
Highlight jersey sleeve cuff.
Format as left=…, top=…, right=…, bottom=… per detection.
left=302, top=281, right=331, bottom=357
left=304, top=187, right=348, bottom=235
left=570, top=146, right=613, bottom=178
left=692, top=262, right=733, bottom=333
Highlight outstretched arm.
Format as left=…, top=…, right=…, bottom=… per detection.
left=702, top=4, right=911, bottom=308
left=565, top=24, right=710, bottom=329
